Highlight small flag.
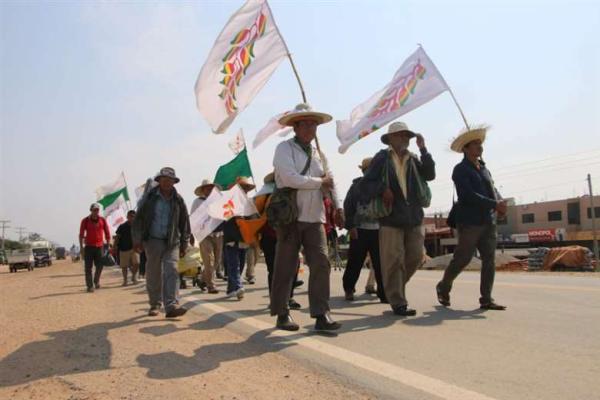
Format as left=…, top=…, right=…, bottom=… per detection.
left=252, top=111, right=293, bottom=149
left=208, top=184, right=258, bottom=221
left=214, top=148, right=253, bottom=189
left=96, top=172, right=130, bottom=209
left=228, top=129, right=246, bottom=155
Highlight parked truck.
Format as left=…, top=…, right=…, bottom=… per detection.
left=7, top=248, right=35, bottom=273
left=55, top=247, right=66, bottom=260
left=31, top=240, right=53, bottom=267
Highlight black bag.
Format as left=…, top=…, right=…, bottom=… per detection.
left=446, top=185, right=457, bottom=229
left=267, top=149, right=312, bottom=229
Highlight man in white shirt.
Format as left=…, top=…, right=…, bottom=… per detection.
left=270, top=103, right=344, bottom=331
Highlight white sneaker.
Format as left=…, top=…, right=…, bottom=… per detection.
left=236, top=288, right=245, bottom=300
left=225, top=291, right=236, bottom=298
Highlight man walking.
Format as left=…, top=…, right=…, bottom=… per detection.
left=270, top=103, right=344, bottom=331
left=133, top=167, right=191, bottom=318
left=343, top=157, right=387, bottom=303
left=115, top=210, right=139, bottom=286
left=361, top=122, right=435, bottom=316
left=436, top=127, right=507, bottom=310
left=191, top=179, right=221, bottom=294
left=79, top=203, right=111, bottom=292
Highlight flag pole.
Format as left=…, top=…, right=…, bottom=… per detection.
left=265, top=0, right=322, bottom=151
left=447, top=88, right=471, bottom=131
left=121, top=171, right=132, bottom=211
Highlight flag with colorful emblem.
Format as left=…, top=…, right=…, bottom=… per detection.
left=195, top=0, right=288, bottom=134
left=336, top=47, right=449, bottom=153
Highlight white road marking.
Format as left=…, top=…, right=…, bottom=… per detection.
left=414, top=277, right=600, bottom=292
left=183, top=294, right=498, bottom=400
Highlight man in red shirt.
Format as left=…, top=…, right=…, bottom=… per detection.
left=79, top=203, right=111, bottom=292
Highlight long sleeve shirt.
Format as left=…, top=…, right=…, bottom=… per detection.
left=273, top=138, right=340, bottom=224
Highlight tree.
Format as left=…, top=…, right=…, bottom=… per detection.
left=27, top=232, right=44, bottom=242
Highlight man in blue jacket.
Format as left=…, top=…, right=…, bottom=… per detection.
left=437, top=127, right=507, bottom=310
left=361, top=122, right=435, bottom=316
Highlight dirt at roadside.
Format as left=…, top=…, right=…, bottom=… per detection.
left=0, top=260, right=374, bottom=400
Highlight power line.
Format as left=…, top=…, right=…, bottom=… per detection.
left=491, top=148, right=600, bottom=172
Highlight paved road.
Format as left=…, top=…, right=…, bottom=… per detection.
left=180, top=266, right=600, bottom=400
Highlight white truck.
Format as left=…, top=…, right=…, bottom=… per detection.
left=7, top=248, right=35, bottom=273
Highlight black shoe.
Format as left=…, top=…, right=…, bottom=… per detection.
left=165, top=306, right=188, bottom=318
left=392, top=305, right=417, bottom=316
left=276, top=314, right=299, bottom=331
left=436, top=282, right=451, bottom=307
left=293, top=279, right=304, bottom=288
left=344, top=291, right=355, bottom=301
left=87, top=287, right=94, bottom=293
left=288, top=299, right=301, bottom=310
left=94, top=283, right=100, bottom=289
left=198, top=281, right=207, bottom=291
left=216, top=272, right=224, bottom=280
left=480, top=302, right=506, bottom=311
left=314, top=313, right=341, bottom=331
left=180, top=281, right=187, bottom=290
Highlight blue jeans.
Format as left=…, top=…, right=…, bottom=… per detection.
left=224, top=244, right=246, bottom=294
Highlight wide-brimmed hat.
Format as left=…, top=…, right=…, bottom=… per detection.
left=154, top=167, right=180, bottom=183
left=450, top=125, right=488, bottom=153
left=278, top=103, right=332, bottom=127
left=263, top=172, right=275, bottom=184
left=194, top=179, right=215, bottom=197
left=380, top=121, right=416, bottom=145
left=232, top=176, right=256, bottom=191
left=359, top=157, right=373, bottom=171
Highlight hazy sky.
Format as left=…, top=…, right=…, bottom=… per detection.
left=1, top=0, right=599, bottom=246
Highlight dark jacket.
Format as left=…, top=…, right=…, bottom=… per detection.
left=344, top=177, right=362, bottom=230
left=361, top=147, right=435, bottom=228
left=452, top=157, right=499, bottom=226
left=132, top=186, right=191, bottom=252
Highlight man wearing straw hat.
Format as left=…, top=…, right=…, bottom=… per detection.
left=270, top=103, right=344, bottom=331
left=190, top=179, right=221, bottom=294
left=132, top=167, right=191, bottom=318
left=342, top=157, right=387, bottom=303
left=361, top=121, right=436, bottom=316
left=436, top=127, right=507, bottom=310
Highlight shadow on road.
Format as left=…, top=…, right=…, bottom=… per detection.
left=403, top=306, right=486, bottom=327
left=0, top=315, right=150, bottom=387
left=136, top=329, right=300, bottom=379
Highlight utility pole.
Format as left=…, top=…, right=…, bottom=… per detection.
left=0, top=220, right=10, bottom=251
left=15, top=227, right=27, bottom=242
left=587, top=174, right=599, bottom=271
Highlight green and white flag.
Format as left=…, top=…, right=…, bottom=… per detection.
left=96, top=172, right=130, bottom=209
left=214, top=148, right=253, bottom=189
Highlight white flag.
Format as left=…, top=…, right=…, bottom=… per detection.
left=189, top=188, right=224, bottom=243
left=251, top=111, right=293, bottom=149
left=336, top=47, right=449, bottom=153
left=208, top=184, right=258, bottom=221
left=195, top=0, right=288, bottom=134
left=104, top=193, right=128, bottom=234
left=228, top=129, right=246, bottom=154
left=96, top=172, right=130, bottom=209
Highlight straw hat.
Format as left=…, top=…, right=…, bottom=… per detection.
left=358, top=157, right=373, bottom=171
left=380, top=121, right=416, bottom=145
left=232, top=176, right=256, bottom=191
left=450, top=125, right=488, bottom=153
left=278, top=103, right=332, bottom=127
left=194, top=179, right=215, bottom=197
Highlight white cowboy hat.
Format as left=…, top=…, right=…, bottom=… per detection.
left=194, top=179, right=216, bottom=197
left=450, top=125, right=489, bottom=153
left=278, top=103, right=333, bottom=127
left=380, top=121, right=416, bottom=145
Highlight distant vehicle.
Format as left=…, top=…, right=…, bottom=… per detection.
left=7, top=248, right=35, bottom=273
left=31, top=241, right=52, bottom=267
left=55, top=247, right=66, bottom=260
